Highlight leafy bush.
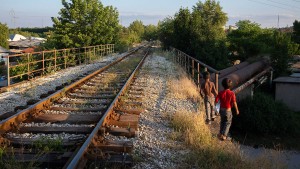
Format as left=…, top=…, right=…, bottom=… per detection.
left=234, top=92, right=299, bottom=136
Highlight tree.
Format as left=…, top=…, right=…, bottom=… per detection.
left=0, top=23, right=9, bottom=49
left=128, top=20, right=145, bottom=42
left=293, top=20, right=300, bottom=44
left=271, top=31, right=297, bottom=76
left=173, top=8, right=192, bottom=53
left=143, top=24, right=158, bottom=41
left=50, top=0, right=119, bottom=49
left=228, top=20, right=274, bottom=60
left=190, top=0, right=229, bottom=69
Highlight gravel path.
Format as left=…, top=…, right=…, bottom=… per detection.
left=132, top=54, right=199, bottom=168
left=0, top=54, right=122, bottom=115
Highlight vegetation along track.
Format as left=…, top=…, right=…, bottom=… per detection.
left=0, top=45, right=150, bottom=168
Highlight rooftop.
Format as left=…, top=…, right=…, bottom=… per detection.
left=273, top=74, right=300, bottom=84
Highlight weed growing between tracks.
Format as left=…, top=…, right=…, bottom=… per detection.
left=0, top=137, right=64, bottom=169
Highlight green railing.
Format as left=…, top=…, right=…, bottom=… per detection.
left=5, top=44, right=114, bottom=87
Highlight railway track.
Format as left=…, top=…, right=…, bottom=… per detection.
left=0, top=46, right=149, bottom=168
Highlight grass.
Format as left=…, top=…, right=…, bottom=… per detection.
left=167, top=74, right=200, bottom=103
left=170, top=110, right=287, bottom=169
left=162, top=49, right=287, bottom=169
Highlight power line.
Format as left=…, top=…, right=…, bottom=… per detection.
left=247, top=0, right=298, bottom=13
left=265, top=0, right=299, bottom=9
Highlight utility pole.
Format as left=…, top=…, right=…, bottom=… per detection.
left=9, top=9, right=18, bottom=28
left=277, top=14, right=280, bottom=28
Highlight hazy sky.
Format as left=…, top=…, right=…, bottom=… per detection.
left=0, top=0, right=299, bottom=28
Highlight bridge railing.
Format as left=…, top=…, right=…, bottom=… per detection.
left=171, top=47, right=220, bottom=91
left=4, top=44, right=114, bottom=87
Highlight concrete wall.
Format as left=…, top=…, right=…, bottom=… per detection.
left=275, top=83, right=300, bottom=111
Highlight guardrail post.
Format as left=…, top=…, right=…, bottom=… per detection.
left=27, top=53, right=30, bottom=80
left=64, top=49, right=67, bottom=69
left=54, top=50, right=57, bottom=71
left=215, top=73, right=219, bottom=92
left=197, top=63, right=200, bottom=89
left=42, top=51, right=45, bottom=74
left=192, top=60, right=195, bottom=82
left=7, top=56, right=10, bottom=86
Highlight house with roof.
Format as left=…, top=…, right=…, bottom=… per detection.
left=9, top=34, right=27, bottom=41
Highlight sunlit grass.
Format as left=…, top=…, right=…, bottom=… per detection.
left=167, top=75, right=200, bottom=102
left=170, top=110, right=287, bottom=169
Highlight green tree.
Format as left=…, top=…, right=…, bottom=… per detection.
left=271, top=31, right=297, bottom=76
left=158, top=18, right=174, bottom=49
left=228, top=20, right=273, bottom=60
left=128, top=20, right=145, bottom=42
left=190, top=0, right=229, bottom=69
left=173, top=8, right=192, bottom=53
left=293, top=20, right=300, bottom=44
left=50, top=0, right=119, bottom=49
left=143, top=24, right=158, bottom=41
left=0, top=23, right=9, bottom=48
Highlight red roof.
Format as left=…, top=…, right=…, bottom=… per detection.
left=22, top=47, right=35, bottom=53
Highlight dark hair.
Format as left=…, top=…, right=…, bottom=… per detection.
left=203, top=71, right=210, bottom=79
left=222, top=78, right=233, bottom=89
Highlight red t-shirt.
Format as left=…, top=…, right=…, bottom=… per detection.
left=215, top=89, right=236, bottom=109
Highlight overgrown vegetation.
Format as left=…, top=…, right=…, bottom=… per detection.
left=234, top=92, right=300, bottom=136
left=170, top=110, right=286, bottom=169
left=0, top=23, right=9, bottom=48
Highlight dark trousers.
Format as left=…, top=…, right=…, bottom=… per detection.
left=219, top=109, right=232, bottom=137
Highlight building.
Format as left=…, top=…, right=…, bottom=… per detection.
left=9, top=34, right=27, bottom=41
left=273, top=74, right=300, bottom=111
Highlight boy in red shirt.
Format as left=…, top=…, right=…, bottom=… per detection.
left=215, top=78, right=239, bottom=141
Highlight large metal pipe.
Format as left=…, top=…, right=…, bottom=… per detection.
left=211, top=61, right=250, bottom=82
left=218, top=60, right=269, bottom=91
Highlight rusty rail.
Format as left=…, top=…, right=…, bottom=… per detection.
left=0, top=45, right=147, bottom=168
left=171, top=47, right=220, bottom=91
left=65, top=47, right=150, bottom=169
left=3, top=44, right=114, bottom=87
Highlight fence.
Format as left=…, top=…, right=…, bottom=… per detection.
left=5, top=44, right=114, bottom=87
left=171, top=47, right=220, bottom=91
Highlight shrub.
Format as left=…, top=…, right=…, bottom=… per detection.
left=234, top=92, right=299, bottom=136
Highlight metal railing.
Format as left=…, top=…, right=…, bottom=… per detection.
left=4, top=44, right=114, bottom=87
left=171, top=47, right=220, bottom=91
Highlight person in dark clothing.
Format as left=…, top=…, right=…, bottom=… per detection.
left=215, top=78, right=239, bottom=141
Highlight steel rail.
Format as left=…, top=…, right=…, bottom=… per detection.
left=0, top=46, right=142, bottom=131
left=65, top=47, right=150, bottom=169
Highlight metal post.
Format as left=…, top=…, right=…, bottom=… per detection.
left=192, top=60, right=195, bottom=82
left=54, top=50, right=57, bottom=71
left=42, top=51, right=45, bottom=74
left=269, top=70, right=273, bottom=87
left=197, top=62, right=200, bottom=89
left=64, top=49, right=67, bottom=69
left=27, top=53, right=30, bottom=80
left=215, top=73, right=219, bottom=92
left=7, top=56, right=10, bottom=86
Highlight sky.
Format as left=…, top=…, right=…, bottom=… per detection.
left=0, top=0, right=299, bottom=28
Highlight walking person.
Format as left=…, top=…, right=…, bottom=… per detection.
left=200, top=71, right=218, bottom=124
left=216, top=78, right=239, bottom=141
